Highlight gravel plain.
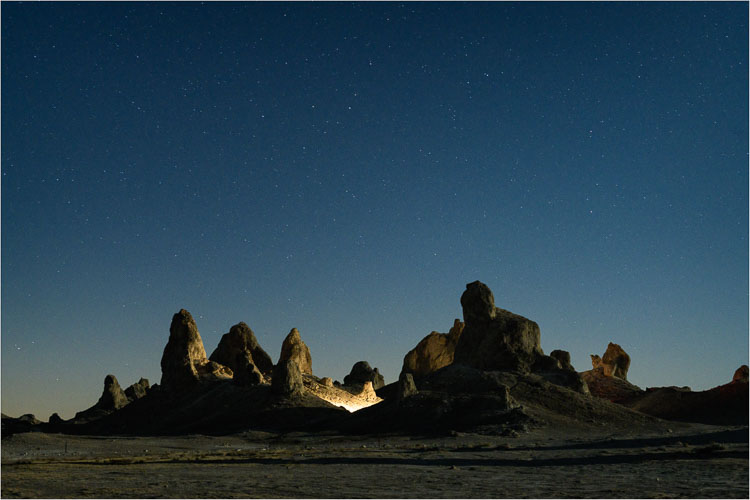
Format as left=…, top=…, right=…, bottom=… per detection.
left=2, top=425, right=747, bottom=498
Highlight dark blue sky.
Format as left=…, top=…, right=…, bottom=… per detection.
left=2, top=2, right=747, bottom=419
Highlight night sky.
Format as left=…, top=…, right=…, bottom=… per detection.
left=2, top=2, right=747, bottom=419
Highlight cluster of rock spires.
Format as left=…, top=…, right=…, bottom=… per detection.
left=4, top=280, right=747, bottom=436
left=399, top=281, right=588, bottom=395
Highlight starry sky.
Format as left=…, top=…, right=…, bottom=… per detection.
left=2, top=2, right=747, bottom=420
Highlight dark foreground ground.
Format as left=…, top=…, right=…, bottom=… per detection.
left=2, top=424, right=747, bottom=498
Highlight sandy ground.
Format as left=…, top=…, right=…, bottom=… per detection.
left=2, top=425, right=747, bottom=498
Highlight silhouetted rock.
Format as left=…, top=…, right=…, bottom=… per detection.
left=397, top=372, right=418, bottom=399
left=272, top=358, right=305, bottom=398
left=18, top=413, right=41, bottom=425
left=623, top=367, right=749, bottom=425
left=591, top=342, right=631, bottom=380
left=209, top=322, right=274, bottom=376
left=48, top=413, right=64, bottom=425
left=550, top=350, right=574, bottom=371
left=1, top=413, right=42, bottom=435
left=460, top=280, right=496, bottom=325
left=344, top=361, right=385, bottom=390
left=99, top=374, right=130, bottom=410
left=402, top=319, right=464, bottom=378
left=453, top=281, right=543, bottom=373
left=124, top=378, right=150, bottom=401
left=160, top=309, right=233, bottom=391
left=72, top=374, right=131, bottom=424
left=278, top=328, right=312, bottom=375
left=733, top=365, right=748, bottom=383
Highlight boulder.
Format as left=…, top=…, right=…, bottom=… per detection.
left=209, top=322, right=274, bottom=376
left=401, top=319, right=464, bottom=378
left=591, top=343, right=631, bottom=380
left=732, top=365, right=748, bottom=383
left=272, top=358, right=305, bottom=398
left=124, top=378, right=150, bottom=401
left=160, top=309, right=233, bottom=391
left=48, top=413, right=64, bottom=425
left=453, top=281, right=543, bottom=373
left=397, top=372, right=418, bottom=399
left=321, top=377, right=334, bottom=387
left=344, top=361, right=385, bottom=390
left=278, top=328, right=312, bottom=375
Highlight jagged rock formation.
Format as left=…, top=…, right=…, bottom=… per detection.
left=453, top=281, right=544, bottom=373
left=13, top=282, right=745, bottom=438
left=160, top=309, right=233, bottom=391
left=272, top=359, right=305, bottom=398
left=278, top=328, right=312, bottom=375
left=401, top=319, right=464, bottom=378
left=124, top=378, right=150, bottom=401
left=591, top=343, right=631, bottom=380
left=581, top=343, right=639, bottom=402
left=209, top=322, right=274, bottom=376
left=344, top=361, right=385, bottom=390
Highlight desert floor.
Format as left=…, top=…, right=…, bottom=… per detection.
left=2, top=424, right=747, bottom=498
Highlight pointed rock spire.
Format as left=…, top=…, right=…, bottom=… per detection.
left=278, top=328, right=312, bottom=375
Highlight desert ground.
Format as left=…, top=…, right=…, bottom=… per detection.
left=2, top=423, right=747, bottom=498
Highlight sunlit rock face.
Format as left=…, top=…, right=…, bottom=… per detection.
left=278, top=328, right=313, bottom=375
left=401, top=319, right=464, bottom=379
left=160, top=309, right=233, bottom=391
left=453, top=281, right=543, bottom=373
left=581, top=344, right=642, bottom=403
left=305, top=377, right=383, bottom=413
left=591, top=342, right=631, bottom=380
